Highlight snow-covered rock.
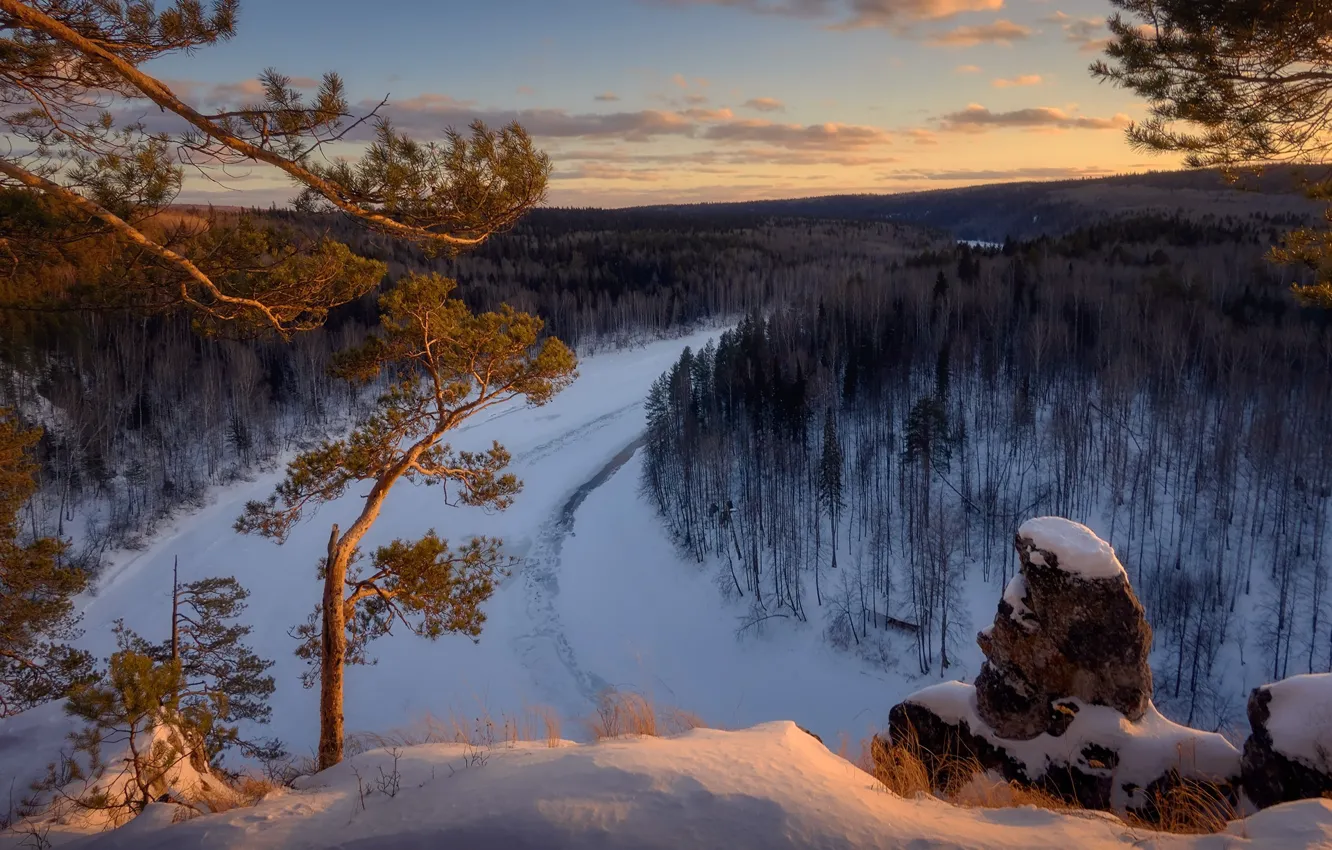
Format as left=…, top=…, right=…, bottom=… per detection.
left=889, top=683, right=1239, bottom=814
left=0, top=701, right=234, bottom=839
left=1016, top=517, right=1126, bottom=580
left=1242, top=673, right=1332, bottom=809
left=883, top=519, right=1236, bottom=821
left=31, top=722, right=1332, bottom=849
left=976, top=518, right=1153, bottom=740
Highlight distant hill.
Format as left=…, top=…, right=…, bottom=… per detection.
left=632, top=167, right=1329, bottom=241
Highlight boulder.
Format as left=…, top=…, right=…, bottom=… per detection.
left=882, top=518, right=1238, bottom=821
left=976, top=518, right=1153, bottom=739
left=1242, top=674, right=1332, bottom=810
left=881, top=682, right=1239, bottom=816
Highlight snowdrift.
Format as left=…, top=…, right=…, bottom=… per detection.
left=45, top=722, right=1332, bottom=850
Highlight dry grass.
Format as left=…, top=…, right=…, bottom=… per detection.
left=345, top=704, right=566, bottom=756
left=230, top=775, right=281, bottom=808
left=589, top=691, right=658, bottom=739
left=864, top=731, right=935, bottom=800
left=1122, top=778, right=1237, bottom=836
left=587, top=690, right=708, bottom=741
left=859, top=723, right=1235, bottom=836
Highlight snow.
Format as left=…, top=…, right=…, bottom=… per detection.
left=1017, top=517, right=1126, bottom=580
left=2, top=329, right=904, bottom=790
left=11, top=330, right=1331, bottom=845
left=1001, top=574, right=1036, bottom=632
left=904, top=683, right=1240, bottom=811
left=1261, top=673, right=1332, bottom=772
left=25, top=721, right=1329, bottom=850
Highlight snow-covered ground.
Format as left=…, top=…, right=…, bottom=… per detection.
left=9, top=330, right=1332, bottom=847
left=30, top=329, right=934, bottom=765
left=54, top=723, right=1332, bottom=850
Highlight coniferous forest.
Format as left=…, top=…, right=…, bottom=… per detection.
left=3, top=200, right=1327, bottom=732
left=641, top=213, right=1332, bottom=731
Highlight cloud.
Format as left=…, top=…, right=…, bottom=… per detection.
left=742, top=97, right=786, bottom=112
left=164, top=76, right=321, bottom=108
left=360, top=97, right=893, bottom=150
left=682, top=107, right=736, bottom=121
left=925, top=19, right=1031, bottom=46
left=701, top=118, right=892, bottom=148
left=884, top=165, right=1121, bottom=181
left=516, top=85, right=535, bottom=96
left=556, top=146, right=899, bottom=168
left=954, top=64, right=982, bottom=73
left=836, top=0, right=1005, bottom=28
left=683, top=93, right=711, bottom=105
left=904, top=127, right=938, bottom=145
left=653, top=0, right=1005, bottom=29
left=553, top=164, right=670, bottom=182
left=594, top=91, right=621, bottom=102
left=1043, top=10, right=1110, bottom=52
left=992, top=74, right=1042, bottom=88
left=370, top=100, right=697, bottom=142
left=937, top=103, right=1131, bottom=132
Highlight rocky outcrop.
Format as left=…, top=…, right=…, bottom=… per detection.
left=1241, top=675, right=1332, bottom=810
left=880, top=518, right=1239, bottom=820
left=975, top=519, right=1153, bottom=740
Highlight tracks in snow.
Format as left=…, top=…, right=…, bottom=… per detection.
left=510, top=402, right=648, bottom=717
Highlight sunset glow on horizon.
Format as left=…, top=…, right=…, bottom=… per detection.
left=148, top=0, right=1172, bottom=208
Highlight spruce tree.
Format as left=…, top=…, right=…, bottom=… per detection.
left=237, top=273, right=577, bottom=769
left=816, top=406, right=844, bottom=571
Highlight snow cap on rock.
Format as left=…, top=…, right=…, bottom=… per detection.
left=1017, top=517, right=1125, bottom=580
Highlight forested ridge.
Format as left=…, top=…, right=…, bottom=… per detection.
left=642, top=209, right=1332, bottom=731
left=0, top=208, right=940, bottom=562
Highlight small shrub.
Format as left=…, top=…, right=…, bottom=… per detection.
left=589, top=691, right=658, bottom=740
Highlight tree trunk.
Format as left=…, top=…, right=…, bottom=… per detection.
left=170, top=555, right=179, bottom=663
left=319, top=523, right=348, bottom=771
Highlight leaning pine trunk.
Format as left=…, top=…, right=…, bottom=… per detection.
left=319, top=523, right=348, bottom=770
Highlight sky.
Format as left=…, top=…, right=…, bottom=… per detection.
left=143, top=0, right=1173, bottom=208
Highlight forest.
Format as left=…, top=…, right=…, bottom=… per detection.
left=641, top=210, right=1332, bottom=731
left=0, top=207, right=939, bottom=563
left=3, top=197, right=1327, bottom=734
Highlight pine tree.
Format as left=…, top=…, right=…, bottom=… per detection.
left=0, top=1, right=550, bottom=335
left=1092, top=0, right=1332, bottom=305
left=111, top=561, right=278, bottom=764
left=61, top=650, right=222, bottom=823
left=0, top=409, right=94, bottom=717
left=236, top=273, right=577, bottom=769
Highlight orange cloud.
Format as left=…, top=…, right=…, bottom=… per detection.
left=742, top=97, right=787, bottom=112
left=656, top=0, right=1005, bottom=28
left=937, top=104, right=1131, bottom=132
left=702, top=119, right=892, bottom=148
left=926, top=19, right=1031, bottom=46
left=1043, top=11, right=1112, bottom=52
left=992, top=74, right=1043, bottom=88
